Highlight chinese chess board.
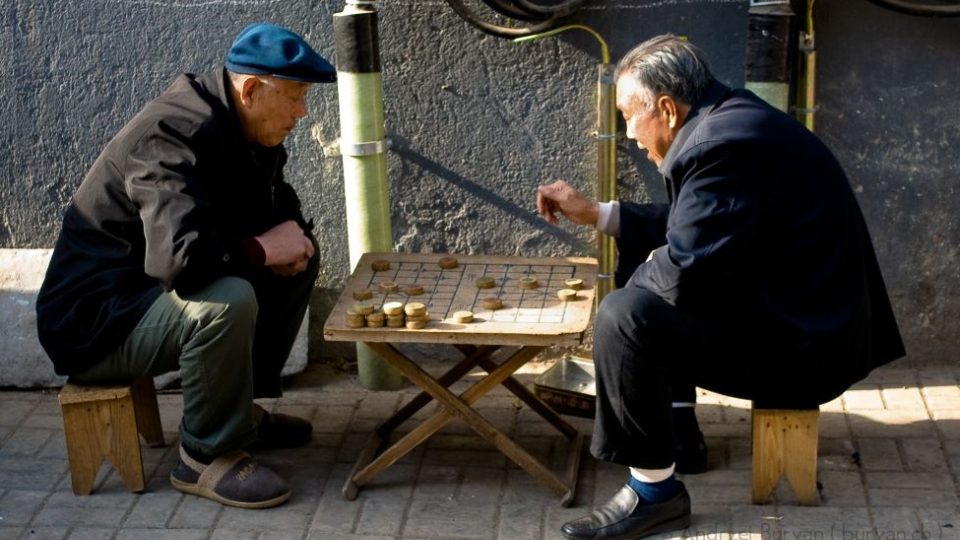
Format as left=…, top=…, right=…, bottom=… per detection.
left=323, top=252, right=598, bottom=347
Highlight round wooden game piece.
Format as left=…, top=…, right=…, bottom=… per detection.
left=371, top=259, right=391, bottom=271
left=519, top=277, right=539, bottom=289
left=405, top=313, right=430, bottom=323
left=563, top=278, right=583, bottom=290
left=438, top=256, right=459, bottom=269
left=382, top=301, right=404, bottom=316
left=404, top=302, right=427, bottom=317
left=453, top=310, right=474, bottom=324
left=352, top=289, right=374, bottom=301
left=353, top=302, right=374, bottom=316
left=480, top=297, right=503, bottom=310
left=345, top=309, right=366, bottom=328
left=557, top=288, right=578, bottom=301
left=386, top=315, right=406, bottom=328
left=475, top=276, right=496, bottom=289
left=378, top=281, right=399, bottom=294
left=405, top=319, right=428, bottom=330
left=403, top=284, right=425, bottom=296
left=365, top=313, right=385, bottom=328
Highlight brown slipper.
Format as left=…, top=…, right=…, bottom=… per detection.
left=246, top=404, right=313, bottom=450
left=170, top=446, right=291, bottom=509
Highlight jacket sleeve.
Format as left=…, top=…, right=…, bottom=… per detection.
left=626, top=141, right=763, bottom=309
left=614, top=202, right=669, bottom=287
left=124, top=120, right=256, bottom=293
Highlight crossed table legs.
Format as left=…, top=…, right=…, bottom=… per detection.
left=342, top=342, right=585, bottom=506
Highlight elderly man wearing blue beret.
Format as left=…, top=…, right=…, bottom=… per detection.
left=37, top=23, right=337, bottom=508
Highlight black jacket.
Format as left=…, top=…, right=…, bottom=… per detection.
left=37, top=68, right=309, bottom=375
left=615, top=81, right=905, bottom=404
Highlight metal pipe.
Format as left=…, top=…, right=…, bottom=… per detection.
left=334, top=0, right=402, bottom=390
left=514, top=25, right=616, bottom=303
left=595, top=63, right=617, bottom=302
left=745, top=0, right=794, bottom=112
left=798, top=0, right=817, bottom=131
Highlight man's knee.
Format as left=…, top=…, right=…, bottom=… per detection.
left=596, top=287, right=668, bottom=334
left=183, top=276, right=259, bottom=328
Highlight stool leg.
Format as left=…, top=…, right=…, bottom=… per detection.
left=751, top=409, right=819, bottom=505
left=130, top=377, right=165, bottom=448
left=103, top=394, right=147, bottom=493
left=61, top=402, right=104, bottom=495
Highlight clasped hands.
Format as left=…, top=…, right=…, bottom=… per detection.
left=255, top=220, right=314, bottom=276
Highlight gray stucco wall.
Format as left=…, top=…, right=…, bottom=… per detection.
left=2, top=0, right=956, bottom=367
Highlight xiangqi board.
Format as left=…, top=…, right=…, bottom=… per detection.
left=323, top=253, right=598, bottom=347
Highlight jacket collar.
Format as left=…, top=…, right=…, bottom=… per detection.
left=657, top=80, right=732, bottom=176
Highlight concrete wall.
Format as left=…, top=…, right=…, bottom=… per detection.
left=2, top=0, right=956, bottom=370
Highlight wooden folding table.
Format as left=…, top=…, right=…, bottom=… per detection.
left=323, top=252, right=597, bottom=505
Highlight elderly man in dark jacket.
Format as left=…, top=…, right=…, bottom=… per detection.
left=537, top=34, right=904, bottom=539
left=37, top=23, right=336, bottom=508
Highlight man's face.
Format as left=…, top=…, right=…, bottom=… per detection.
left=243, top=76, right=311, bottom=147
left=616, top=74, right=675, bottom=166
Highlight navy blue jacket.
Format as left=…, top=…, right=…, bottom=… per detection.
left=615, top=81, right=904, bottom=404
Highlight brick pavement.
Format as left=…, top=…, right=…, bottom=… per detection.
left=1, top=356, right=958, bottom=540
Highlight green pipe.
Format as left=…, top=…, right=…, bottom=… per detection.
left=334, top=2, right=403, bottom=390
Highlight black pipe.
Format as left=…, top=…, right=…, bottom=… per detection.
left=863, top=0, right=960, bottom=17
left=443, top=0, right=565, bottom=38
left=482, top=0, right=552, bottom=22
left=513, top=0, right=594, bottom=17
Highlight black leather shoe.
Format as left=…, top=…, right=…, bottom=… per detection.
left=561, top=482, right=691, bottom=540
left=675, top=430, right=708, bottom=474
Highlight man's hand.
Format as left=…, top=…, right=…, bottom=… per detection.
left=255, top=220, right=315, bottom=270
left=536, top=180, right=600, bottom=226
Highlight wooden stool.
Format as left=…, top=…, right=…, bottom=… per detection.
left=751, top=406, right=820, bottom=505
left=59, top=377, right=165, bottom=495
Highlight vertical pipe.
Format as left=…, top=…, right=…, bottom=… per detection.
left=334, top=1, right=403, bottom=390
left=595, top=64, right=617, bottom=303
left=745, top=0, right=795, bottom=112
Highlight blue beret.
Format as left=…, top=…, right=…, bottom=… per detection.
left=226, top=23, right=336, bottom=83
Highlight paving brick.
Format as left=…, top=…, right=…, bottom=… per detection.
left=209, top=530, right=257, bottom=540
left=0, top=457, right=68, bottom=491
left=868, top=488, right=959, bottom=508
left=871, top=507, right=922, bottom=540
left=819, top=412, right=852, bottom=439
left=0, top=427, right=55, bottom=457
left=865, top=471, right=953, bottom=490
left=355, top=497, right=407, bottom=537
left=219, top=494, right=317, bottom=534
left=0, top=526, right=24, bottom=540
left=915, top=508, right=960, bottom=540
left=818, top=438, right=858, bottom=471
left=33, top=490, right=134, bottom=528
left=404, top=496, right=496, bottom=539
left=0, top=399, right=38, bottom=427
left=309, top=464, right=363, bottom=534
left=930, top=409, right=960, bottom=439
left=122, top=479, right=183, bottom=528
left=166, top=493, right=222, bottom=529
left=66, top=528, right=117, bottom=540
left=900, top=439, right=949, bottom=472
left=849, top=410, right=937, bottom=438
left=855, top=438, right=903, bottom=471
left=844, top=387, right=885, bottom=410
left=13, top=527, right=67, bottom=539
left=0, top=489, right=47, bottom=526
left=883, top=387, right=928, bottom=410
left=115, top=529, right=207, bottom=540
left=818, top=471, right=867, bottom=506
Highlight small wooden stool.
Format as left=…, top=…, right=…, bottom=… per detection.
left=59, top=377, right=165, bottom=495
left=751, top=406, right=820, bottom=505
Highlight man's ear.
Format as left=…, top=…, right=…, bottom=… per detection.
left=658, top=95, right=679, bottom=129
left=239, top=76, right=260, bottom=107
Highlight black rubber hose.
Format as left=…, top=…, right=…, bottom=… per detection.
left=513, top=0, right=593, bottom=18
left=482, top=0, right=553, bottom=22
left=863, top=0, right=960, bottom=16
left=443, top=0, right=565, bottom=38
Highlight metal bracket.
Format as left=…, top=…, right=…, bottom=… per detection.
left=341, top=139, right=388, bottom=157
